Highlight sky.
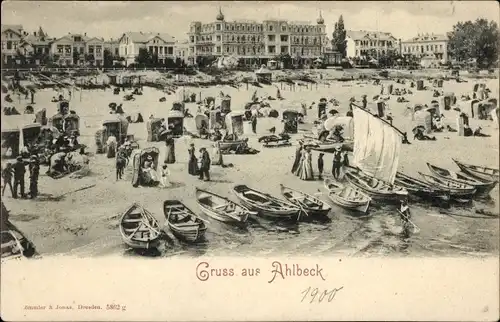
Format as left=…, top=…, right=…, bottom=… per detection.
left=1, top=1, right=499, bottom=41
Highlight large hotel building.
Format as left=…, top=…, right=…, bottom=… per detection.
left=187, top=8, right=327, bottom=66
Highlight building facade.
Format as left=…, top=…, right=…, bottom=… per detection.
left=187, top=8, right=327, bottom=66
left=50, top=33, right=105, bottom=66
left=1, top=24, right=25, bottom=64
left=18, top=27, right=52, bottom=65
left=174, top=40, right=190, bottom=64
left=401, top=33, right=448, bottom=67
left=346, top=30, right=399, bottom=59
left=117, top=32, right=176, bottom=66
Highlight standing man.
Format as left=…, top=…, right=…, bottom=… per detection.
left=28, top=155, right=40, bottom=199
left=2, top=163, right=14, bottom=197
left=250, top=111, right=258, bottom=134
left=13, top=156, right=26, bottom=199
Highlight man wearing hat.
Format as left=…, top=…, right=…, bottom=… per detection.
left=12, top=156, right=27, bottom=199
left=29, top=155, right=40, bottom=199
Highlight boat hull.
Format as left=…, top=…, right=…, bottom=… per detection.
left=427, top=163, right=497, bottom=197
left=419, top=172, right=476, bottom=200
left=196, top=188, right=252, bottom=224
left=345, top=171, right=408, bottom=202
left=453, top=159, right=500, bottom=182
left=324, top=179, right=371, bottom=213
left=395, top=172, right=451, bottom=204
left=233, top=185, right=299, bottom=220
left=280, top=185, right=331, bottom=217
left=163, top=200, right=207, bottom=243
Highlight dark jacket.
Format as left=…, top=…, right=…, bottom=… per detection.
left=13, top=160, right=26, bottom=178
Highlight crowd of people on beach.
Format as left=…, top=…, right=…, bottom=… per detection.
left=2, top=155, right=39, bottom=199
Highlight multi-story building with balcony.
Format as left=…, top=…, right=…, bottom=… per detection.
left=187, top=8, right=327, bottom=66
left=104, top=38, right=120, bottom=57
left=174, top=40, right=190, bottom=64
left=346, top=30, right=399, bottom=59
left=401, top=33, right=448, bottom=68
left=1, top=24, right=24, bottom=64
left=50, top=33, right=105, bottom=66
left=117, top=32, right=176, bottom=66
left=18, top=27, right=53, bottom=65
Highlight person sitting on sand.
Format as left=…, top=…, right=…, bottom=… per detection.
left=414, top=128, right=436, bottom=141
left=473, top=126, right=490, bottom=137
left=212, top=128, right=222, bottom=141
left=464, top=124, right=473, bottom=137
left=433, top=115, right=445, bottom=132
left=141, top=155, right=159, bottom=184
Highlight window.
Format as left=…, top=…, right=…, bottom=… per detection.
left=115, top=48, right=119, bottom=56
left=167, top=47, right=173, bottom=55
left=242, top=36, right=246, bottom=42
left=426, top=45, right=429, bottom=51
left=268, top=35, right=275, bottom=41
left=268, top=45, right=275, bottom=53
left=216, top=24, right=221, bottom=31
left=65, top=46, right=71, bottom=54
left=281, top=25, right=286, bottom=32
left=125, top=47, right=127, bottom=55
left=217, top=46, right=221, bottom=53
left=160, top=47, right=163, bottom=54
left=217, top=35, right=221, bottom=41
left=269, top=25, right=273, bottom=32
left=226, top=47, right=229, bottom=52
left=280, top=46, right=288, bottom=53
left=231, top=25, right=234, bottom=31
left=149, top=46, right=153, bottom=52
left=439, top=44, right=443, bottom=50
left=96, top=46, right=102, bottom=54
left=281, top=35, right=288, bottom=42
left=190, top=36, right=194, bottom=43
left=88, top=46, right=94, bottom=54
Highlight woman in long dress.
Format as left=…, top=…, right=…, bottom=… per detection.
left=295, top=148, right=314, bottom=180
left=164, top=133, right=176, bottom=164
left=211, top=142, right=223, bottom=166
left=291, top=141, right=303, bottom=173
left=187, top=143, right=199, bottom=175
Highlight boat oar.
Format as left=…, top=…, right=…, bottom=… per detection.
left=398, top=210, right=420, bottom=233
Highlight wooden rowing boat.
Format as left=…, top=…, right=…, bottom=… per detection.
left=395, top=172, right=451, bottom=203
left=418, top=172, right=477, bottom=199
left=344, top=171, right=408, bottom=202
left=452, top=159, right=499, bottom=182
left=279, top=184, right=331, bottom=217
left=323, top=178, right=371, bottom=213
left=163, top=200, right=207, bottom=243
left=427, top=163, right=497, bottom=196
left=232, top=185, right=300, bottom=220
left=195, top=188, right=255, bottom=224
left=119, top=203, right=162, bottom=250
left=1, top=230, right=25, bottom=261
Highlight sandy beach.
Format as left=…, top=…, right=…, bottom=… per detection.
left=2, top=69, right=499, bottom=257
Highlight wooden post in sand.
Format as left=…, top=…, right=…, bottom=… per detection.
left=246, top=82, right=248, bottom=90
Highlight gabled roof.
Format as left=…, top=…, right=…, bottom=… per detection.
left=53, top=33, right=92, bottom=43
left=119, top=32, right=176, bottom=44
left=347, top=30, right=396, bottom=41
left=21, top=34, right=53, bottom=46
left=1, top=24, right=23, bottom=35
left=403, top=34, right=448, bottom=43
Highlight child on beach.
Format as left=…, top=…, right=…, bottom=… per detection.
left=317, top=153, right=324, bottom=180
left=159, top=163, right=171, bottom=188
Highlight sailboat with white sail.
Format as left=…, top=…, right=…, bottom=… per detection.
left=344, top=106, right=408, bottom=202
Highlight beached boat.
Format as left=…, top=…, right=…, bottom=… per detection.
left=163, top=200, right=207, bottom=243
left=1, top=230, right=25, bottom=261
left=119, top=203, right=162, bottom=250
left=427, top=163, right=497, bottom=196
left=233, top=185, right=300, bottom=220
left=452, top=159, right=500, bottom=182
left=195, top=188, right=255, bottom=223
left=419, top=172, right=477, bottom=200
left=395, top=171, right=451, bottom=203
left=323, top=178, right=371, bottom=213
left=345, top=171, right=408, bottom=201
left=279, top=184, right=331, bottom=217
left=347, top=106, right=408, bottom=202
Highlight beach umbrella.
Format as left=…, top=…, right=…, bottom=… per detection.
left=328, top=109, right=339, bottom=116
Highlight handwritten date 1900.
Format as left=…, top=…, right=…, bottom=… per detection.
left=301, top=286, right=344, bottom=303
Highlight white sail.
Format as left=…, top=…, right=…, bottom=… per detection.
left=352, top=106, right=402, bottom=184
